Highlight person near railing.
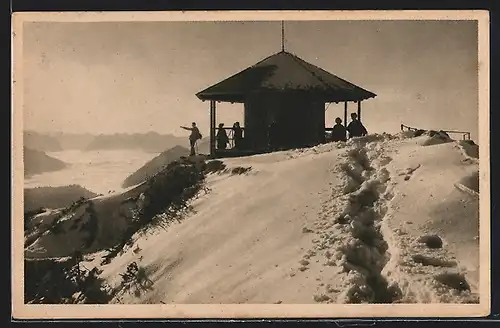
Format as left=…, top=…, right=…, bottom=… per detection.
left=331, top=117, right=347, bottom=142
left=216, top=123, right=229, bottom=150
left=232, top=122, right=243, bottom=149
left=180, top=122, right=202, bottom=156
left=347, top=113, right=368, bottom=139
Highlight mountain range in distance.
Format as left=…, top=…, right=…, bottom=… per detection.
left=23, top=131, right=191, bottom=153
left=23, top=147, right=68, bottom=177
left=22, top=131, right=210, bottom=178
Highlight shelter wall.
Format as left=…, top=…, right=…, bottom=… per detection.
left=244, top=93, right=325, bottom=150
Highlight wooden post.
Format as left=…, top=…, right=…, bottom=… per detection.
left=281, top=21, right=285, bottom=52
left=344, top=102, right=348, bottom=127
left=344, top=101, right=348, bottom=140
left=209, top=100, right=216, bottom=157
left=357, top=101, right=362, bottom=121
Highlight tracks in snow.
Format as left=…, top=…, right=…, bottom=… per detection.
left=302, top=137, right=402, bottom=304
left=326, top=137, right=479, bottom=304
left=333, top=140, right=402, bottom=303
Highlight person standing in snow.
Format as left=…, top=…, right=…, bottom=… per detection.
left=216, top=123, right=229, bottom=150
left=180, top=122, right=202, bottom=156
left=331, top=117, right=347, bottom=142
left=347, top=113, right=368, bottom=139
left=232, top=122, right=243, bottom=149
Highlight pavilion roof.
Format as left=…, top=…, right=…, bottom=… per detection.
left=196, top=51, right=377, bottom=103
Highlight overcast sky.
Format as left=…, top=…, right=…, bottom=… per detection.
left=22, top=20, right=478, bottom=140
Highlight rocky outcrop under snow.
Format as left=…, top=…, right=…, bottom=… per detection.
left=122, top=145, right=191, bottom=188
left=24, top=185, right=98, bottom=213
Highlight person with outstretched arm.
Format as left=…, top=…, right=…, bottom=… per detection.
left=180, top=122, right=202, bottom=156
left=346, top=113, right=368, bottom=139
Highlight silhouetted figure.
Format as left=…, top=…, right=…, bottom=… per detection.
left=216, top=123, right=229, bottom=150
left=232, top=122, right=243, bottom=149
left=180, top=122, right=202, bottom=156
left=268, top=121, right=279, bottom=150
left=347, top=113, right=367, bottom=139
left=331, top=117, right=347, bottom=142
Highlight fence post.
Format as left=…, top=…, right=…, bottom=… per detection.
left=209, top=101, right=216, bottom=157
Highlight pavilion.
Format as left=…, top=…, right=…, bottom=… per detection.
left=196, top=50, right=376, bottom=158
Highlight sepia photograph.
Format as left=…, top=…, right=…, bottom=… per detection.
left=12, top=10, right=490, bottom=319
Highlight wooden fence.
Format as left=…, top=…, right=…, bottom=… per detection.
left=400, top=124, right=471, bottom=140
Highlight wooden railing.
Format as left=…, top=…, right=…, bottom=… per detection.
left=216, top=127, right=342, bottom=149
left=216, top=124, right=471, bottom=150
left=400, top=124, right=471, bottom=140
left=216, top=127, right=245, bottom=148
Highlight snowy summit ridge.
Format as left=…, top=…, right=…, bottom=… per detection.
left=24, top=130, right=480, bottom=305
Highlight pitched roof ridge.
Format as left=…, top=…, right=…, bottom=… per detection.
left=196, top=50, right=377, bottom=102
left=251, top=50, right=286, bottom=68
left=292, top=54, right=375, bottom=96
left=287, top=52, right=336, bottom=91
left=196, top=52, right=281, bottom=97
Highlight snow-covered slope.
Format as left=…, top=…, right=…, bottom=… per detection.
left=25, top=132, right=482, bottom=305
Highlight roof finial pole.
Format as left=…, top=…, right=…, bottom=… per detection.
left=281, top=20, right=285, bottom=52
